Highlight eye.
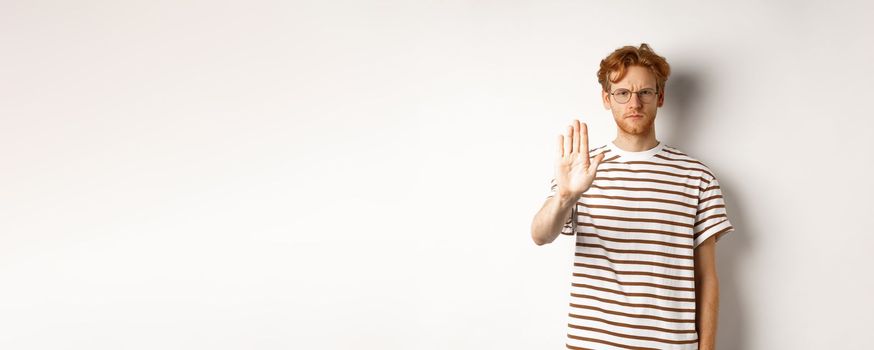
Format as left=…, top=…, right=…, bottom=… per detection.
left=614, top=89, right=630, bottom=97
left=640, top=89, right=656, bottom=96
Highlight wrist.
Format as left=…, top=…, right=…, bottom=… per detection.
left=555, top=190, right=580, bottom=207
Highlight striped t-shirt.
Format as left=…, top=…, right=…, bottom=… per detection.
left=546, top=141, right=734, bottom=350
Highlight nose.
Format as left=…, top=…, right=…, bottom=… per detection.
left=627, top=92, right=642, bottom=109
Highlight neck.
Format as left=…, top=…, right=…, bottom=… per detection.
left=612, top=129, right=658, bottom=152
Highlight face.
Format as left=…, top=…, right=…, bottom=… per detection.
left=601, top=65, right=665, bottom=136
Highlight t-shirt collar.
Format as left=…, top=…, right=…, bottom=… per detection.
left=607, top=140, right=665, bottom=162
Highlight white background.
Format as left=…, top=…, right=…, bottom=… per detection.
left=2, top=1, right=873, bottom=349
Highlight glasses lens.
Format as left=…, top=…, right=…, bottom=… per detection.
left=613, top=89, right=631, bottom=103
left=639, top=89, right=657, bottom=103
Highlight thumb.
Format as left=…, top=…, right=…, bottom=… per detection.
left=588, top=152, right=605, bottom=174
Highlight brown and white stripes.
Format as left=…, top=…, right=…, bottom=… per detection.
left=546, top=141, right=734, bottom=350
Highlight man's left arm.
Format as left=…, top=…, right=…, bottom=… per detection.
left=694, top=235, right=719, bottom=350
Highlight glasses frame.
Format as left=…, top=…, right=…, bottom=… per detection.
left=608, top=87, right=660, bottom=104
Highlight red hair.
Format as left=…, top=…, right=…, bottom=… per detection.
left=597, top=43, right=671, bottom=93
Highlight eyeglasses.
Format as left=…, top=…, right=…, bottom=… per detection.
left=608, top=88, right=659, bottom=104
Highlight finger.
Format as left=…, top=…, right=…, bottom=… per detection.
left=581, top=121, right=590, bottom=159
left=572, top=120, right=580, bottom=154
left=562, top=126, right=574, bottom=157
left=555, top=134, right=564, bottom=158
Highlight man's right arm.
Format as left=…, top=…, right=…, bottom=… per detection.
left=530, top=191, right=579, bottom=246
left=533, top=119, right=602, bottom=245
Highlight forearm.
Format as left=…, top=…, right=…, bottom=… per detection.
left=696, top=276, right=720, bottom=350
left=530, top=193, right=577, bottom=245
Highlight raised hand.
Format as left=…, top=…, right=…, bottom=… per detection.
left=554, top=119, right=605, bottom=199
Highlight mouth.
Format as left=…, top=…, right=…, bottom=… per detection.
left=626, top=114, right=644, bottom=119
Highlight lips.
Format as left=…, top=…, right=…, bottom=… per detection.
left=626, top=114, right=644, bottom=119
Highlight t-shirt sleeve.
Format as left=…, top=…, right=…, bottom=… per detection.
left=546, top=177, right=576, bottom=236
left=693, top=174, right=735, bottom=248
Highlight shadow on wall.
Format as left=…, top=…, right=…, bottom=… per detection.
left=665, top=69, right=754, bottom=350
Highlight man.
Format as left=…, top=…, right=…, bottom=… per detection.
left=530, top=43, right=734, bottom=350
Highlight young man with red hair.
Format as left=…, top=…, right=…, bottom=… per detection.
left=531, top=43, right=734, bottom=350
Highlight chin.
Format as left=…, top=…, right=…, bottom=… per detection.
left=617, top=117, right=655, bottom=135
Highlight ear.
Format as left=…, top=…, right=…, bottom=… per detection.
left=602, top=90, right=611, bottom=110
left=657, top=89, right=665, bottom=108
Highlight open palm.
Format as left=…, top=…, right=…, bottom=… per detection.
left=554, top=119, right=605, bottom=198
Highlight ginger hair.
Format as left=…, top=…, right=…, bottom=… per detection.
left=597, top=43, right=671, bottom=93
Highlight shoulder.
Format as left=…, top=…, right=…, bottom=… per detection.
left=588, top=144, right=610, bottom=157
left=659, top=145, right=718, bottom=181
